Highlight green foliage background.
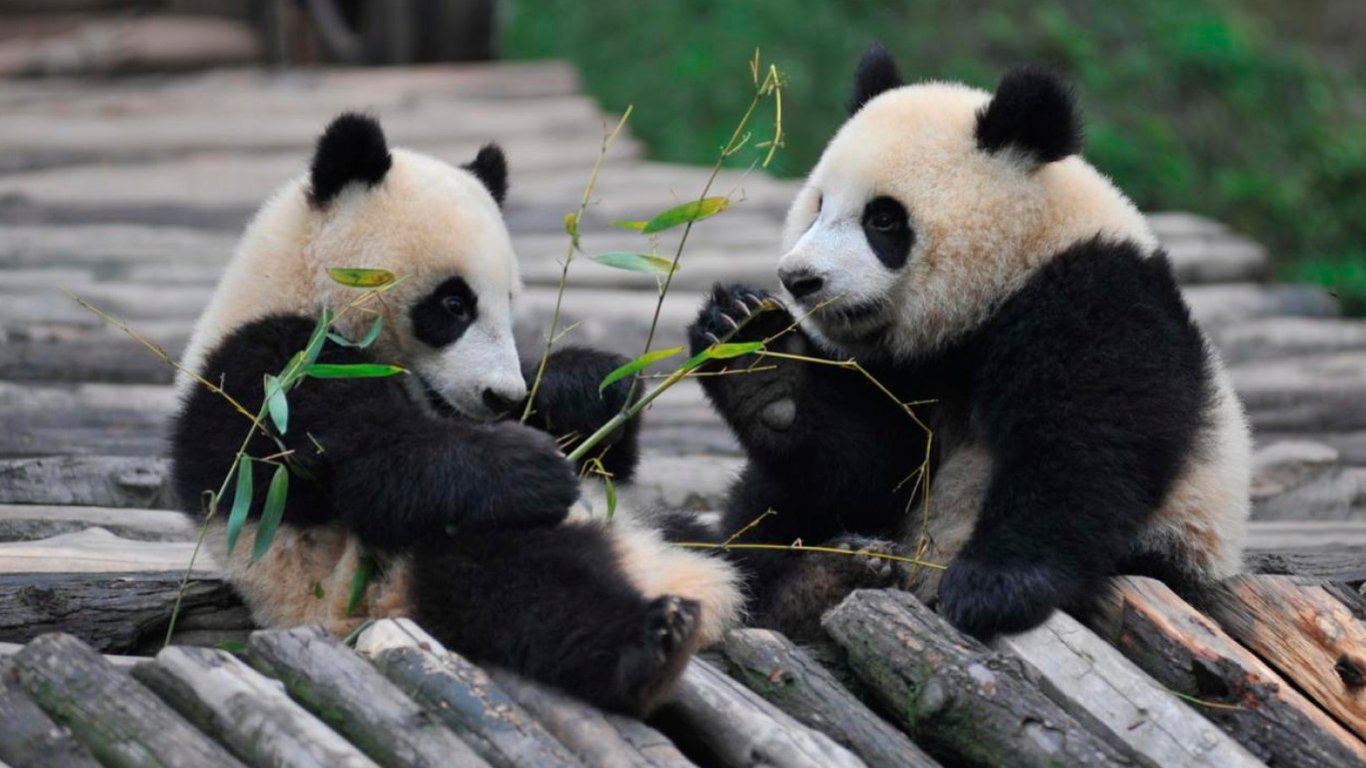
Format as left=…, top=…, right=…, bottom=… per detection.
left=503, top=0, right=1366, bottom=312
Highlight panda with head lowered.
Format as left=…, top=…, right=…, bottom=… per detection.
left=171, top=113, right=742, bottom=715
left=688, top=45, right=1251, bottom=640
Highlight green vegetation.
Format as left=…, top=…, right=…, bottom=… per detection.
left=503, top=0, right=1366, bottom=312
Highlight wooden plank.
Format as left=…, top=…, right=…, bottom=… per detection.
left=721, top=628, right=939, bottom=768
left=245, top=627, right=490, bottom=768
left=822, top=589, right=1131, bottom=768
left=0, top=456, right=171, bottom=508
left=356, top=619, right=584, bottom=768
left=0, top=504, right=191, bottom=542
left=132, top=646, right=379, bottom=768
left=1245, top=546, right=1366, bottom=582
left=0, top=657, right=102, bottom=768
left=1205, top=575, right=1366, bottom=741
left=995, top=609, right=1262, bottom=767
left=0, top=528, right=210, bottom=573
left=657, top=659, right=865, bottom=768
left=1247, top=521, right=1366, bottom=549
left=487, top=668, right=696, bottom=768
left=0, top=571, right=242, bottom=653
left=1087, top=576, right=1366, bottom=768
left=10, top=633, right=244, bottom=768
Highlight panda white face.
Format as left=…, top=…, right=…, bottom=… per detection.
left=778, top=52, right=1156, bottom=362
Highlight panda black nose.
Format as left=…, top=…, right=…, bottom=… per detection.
left=482, top=388, right=518, bottom=414
left=780, top=268, right=825, bottom=300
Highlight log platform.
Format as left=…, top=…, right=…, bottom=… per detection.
left=2, top=60, right=1366, bottom=767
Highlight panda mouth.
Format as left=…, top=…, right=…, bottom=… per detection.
left=814, top=297, right=889, bottom=332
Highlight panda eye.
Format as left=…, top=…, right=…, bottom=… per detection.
left=869, top=210, right=901, bottom=231
left=441, top=295, right=469, bottom=319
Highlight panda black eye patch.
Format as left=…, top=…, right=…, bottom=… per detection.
left=861, top=196, right=914, bottom=270
left=411, top=276, right=479, bottom=348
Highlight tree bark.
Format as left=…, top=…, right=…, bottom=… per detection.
left=0, top=657, right=102, bottom=768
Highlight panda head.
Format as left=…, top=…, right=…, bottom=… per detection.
left=777, top=45, right=1155, bottom=361
left=303, top=113, right=524, bottom=420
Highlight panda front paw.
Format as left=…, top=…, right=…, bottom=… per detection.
left=459, top=422, right=579, bottom=532
left=688, top=283, right=792, bottom=356
left=936, top=557, right=1069, bottom=640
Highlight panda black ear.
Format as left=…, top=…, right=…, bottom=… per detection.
left=848, top=43, right=903, bottom=115
left=309, top=113, right=392, bottom=207
left=464, top=144, right=508, bottom=206
left=975, top=66, right=1082, bottom=166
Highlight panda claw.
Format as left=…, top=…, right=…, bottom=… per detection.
left=704, top=331, right=721, bottom=345
left=731, top=298, right=752, bottom=317
left=720, top=313, right=740, bottom=332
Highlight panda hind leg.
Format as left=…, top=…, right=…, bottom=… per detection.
left=407, top=525, right=703, bottom=716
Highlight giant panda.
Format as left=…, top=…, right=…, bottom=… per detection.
left=687, top=45, right=1251, bottom=641
left=170, top=112, right=742, bottom=715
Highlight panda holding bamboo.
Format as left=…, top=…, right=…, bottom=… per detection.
left=170, top=113, right=742, bottom=715
left=688, top=45, right=1252, bottom=640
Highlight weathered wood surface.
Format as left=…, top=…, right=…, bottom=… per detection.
left=0, top=503, right=191, bottom=542
left=9, top=633, right=244, bottom=768
left=1204, top=575, right=1366, bottom=742
left=0, top=657, right=102, bottom=768
left=0, top=571, right=242, bottom=653
left=1087, top=576, right=1366, bottom=768
left=356, top=618, right=584, bottom=768
left=487, top=668, right=696, bottom=768
left=995, top=608, right=1262, bottom=767
left=0, top=527, right=209, bottom=573
left=822, top=589, right=1131, bottom=768
left=1245, top=545, right=1366, bottom=582
left=0, top=456, right=172, bottom=509
left=132, top=645, right=379, bottom=768
left=245, top=626, right=491, bottom=768
left=721, top=628, right=938, bottom=768
left=658, top=658, right=865, bottom=768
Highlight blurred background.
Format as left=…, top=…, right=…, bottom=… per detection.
left=1, top=0, right=1363, bottom=312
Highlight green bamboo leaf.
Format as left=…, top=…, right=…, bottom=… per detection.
left=326, top=316, right=383, bottom=349
left=346, top=554, right=375, bottom=617
left=599, top=346, right=683, bottom=392
left=642, top=197, right=730, bottom=234
left=609, top=220, right=648, bottom=230
left=590, top=252, right=676, bottom=274
left=264, top=374, right=288, bottom=434
left=251, top=465, right=290, bottom=563
left=564, top=212, right=581, bottom=250
left=327, top=268, right=395, bottom=288
left=707, top=341, right=765, bottom=359
left=603, top=473, right=617, bottom=521
left=300, top=307, right=333, bottom=369
left=306, top=363, right=407, bottom=379
left=225, top=459, right=253, bottom=555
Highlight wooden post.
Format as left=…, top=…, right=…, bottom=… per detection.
left=1204, top=575, right=1366, bottom=741
left=658, top=658, right=865, bottom=768
left=994, top=608, right=1262, bottom=767
left=721, top=628, right=939, bottom=768
left=9, top=633, right=244, bottom=768
left=0, top=657, right=102, bottom=768
left=356, top=619, right=584, bottom=768
left=822, top=589, right=1130, bottom=768
left=133, top=645, right=378, bottom=768
left=1087, top=575, right=1366, bottom=768
left=246, top=627, right=490, bottom=768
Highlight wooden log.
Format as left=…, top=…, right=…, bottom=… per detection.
left=0, top=657, right=102, bottom=768
left=0, top=504, right=192, bottom=543
left=994, top=609, right=1262, bottom=767
left=1204, top=575, right=1366, bottom=741
left=132, top=645, right=378, bottom=768
left=720, top=628, right=938, bottom=768
left=1086, top=576, right=1366, bottom=768
left=356, top=618, right=583, bottom=768
left=822, top=589, right=1130, bottom=768
left=0, top=456, right=172, bottom=509
left=1245, top=546, right=1366, bottom=582
left=486, top=668, right=696, bottom=768
left=10, top=633, right=244, bottom=768
left=0, top=571, right=242, bottom=653
left=657, top=658, right=865, bottom=768
left=245, top=626, right=490, bottom=768
left=0, top=528, right=210, bottom=573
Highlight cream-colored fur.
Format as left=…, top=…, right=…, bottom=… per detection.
left=779, top=79, right=1250, bottom=579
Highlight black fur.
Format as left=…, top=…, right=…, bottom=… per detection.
left=848, top=43, right=903, bottom=114
left=410, top=276, right=478, bottom=348
left=464, top=143, right=508, bottom=205
left=522, top=346, right=641, bottom=480
left=861, top=196, right=914, bottom=269
left=170, top=314, right=685, bottom=713
left=975, top=66, right=1082, bottom=165
left=687, top=240, right=1211, bottom=640
left=309, top=113, right=392, bottom=207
